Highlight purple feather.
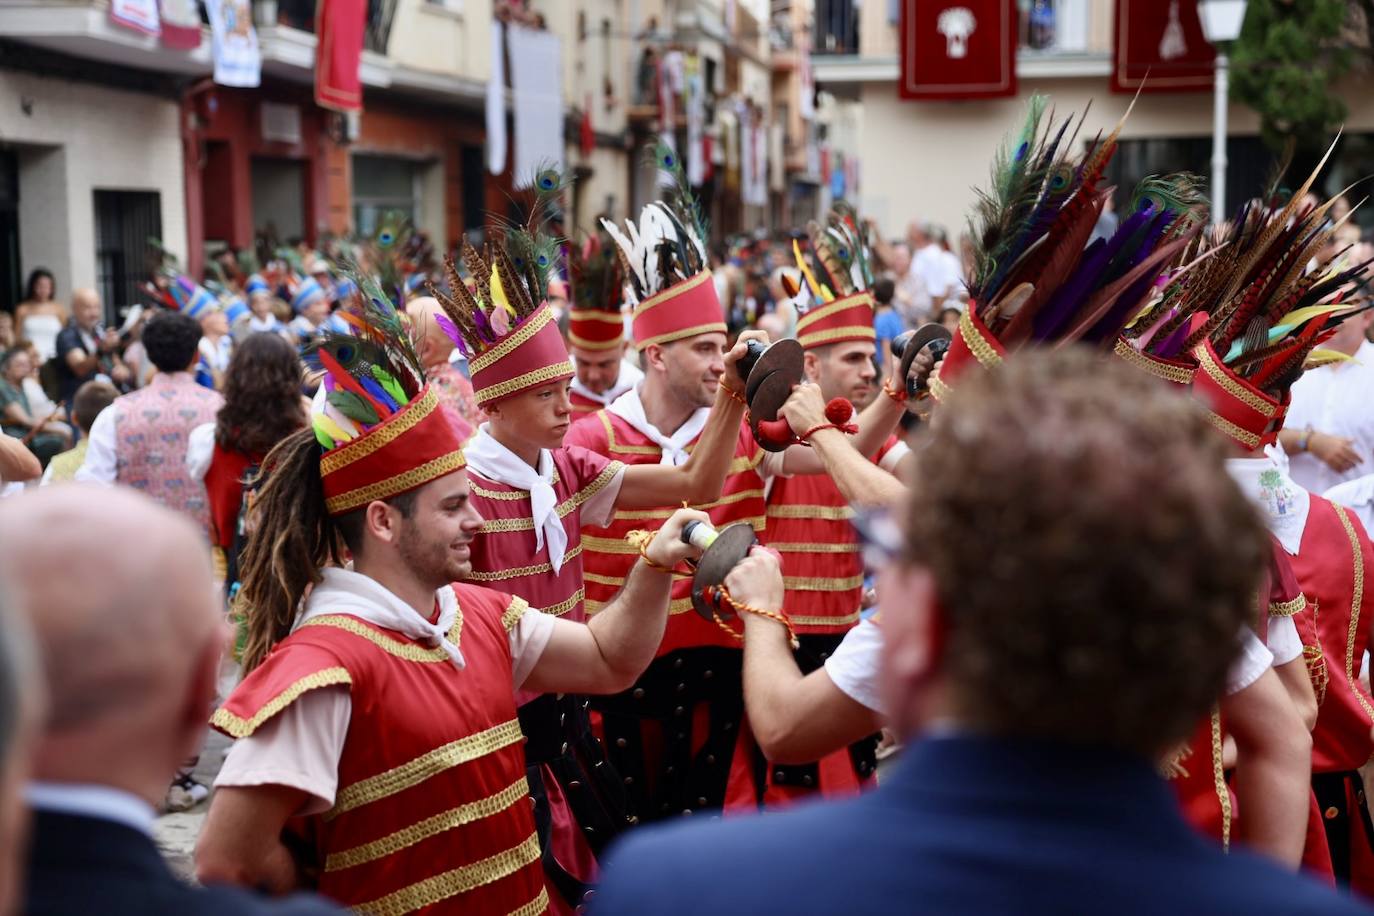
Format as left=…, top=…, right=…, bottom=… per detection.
left=1153, top=315, right=1197, bottom=359
left=471, top=306, right=495, bottom=343
left=433, top=312, right=468, bottom=356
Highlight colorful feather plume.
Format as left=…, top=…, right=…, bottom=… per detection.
left=306, top=261, right=426, bottom=448
left=600, top=143, right=709, bottom=304
left=961, top=94, right=1207, bottom=351
left=568, top=231, right=626, bottom=316
left=1121, top=137, right=1374, bottom=399
left=427, top=165, right=569, bottom=358
left=790, top=204, right=876, bottom=311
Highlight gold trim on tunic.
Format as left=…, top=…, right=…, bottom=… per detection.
left=211, top=667, right=352, bottom=738
left=351, top=833, right=542, bottom=915
left=329, top=719, right=526, bottom=819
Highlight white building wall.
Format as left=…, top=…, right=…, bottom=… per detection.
left=0, top=70, right=185, bottom=298
left=858, top=69, right=1374, bottom=245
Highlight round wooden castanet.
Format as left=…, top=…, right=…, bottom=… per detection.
left=748, top=370, right=797, bottom=452
left=895, top=323, right=952, bottom=397
left=689, top=523, right=760, bottom=621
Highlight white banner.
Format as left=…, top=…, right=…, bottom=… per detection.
left=486, top=20, right=508, bottom=175
left=207, top=0, right=261, bottom=88
left=508, top=23, right=565, bottom=188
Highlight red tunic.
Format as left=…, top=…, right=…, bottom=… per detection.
left=1288, top=497, right=1374, bottom=773
left=466, top=445, right=621, bottom=636
left=1284, top=496, right=1374, bottom=894
left=565, top=407, right=770, bottom=822
left=211, top=584, right=548, bottom=915
left=565, top=409, right=768, bottom=655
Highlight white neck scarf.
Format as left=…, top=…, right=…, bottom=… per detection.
left=571, top=360, right=645, bottom=407
left=1226, top=455, right=1312, bottom=555
left=295, top=567, right=465, bottom=668
left=607, top=384, right=709, bottom=466
left=463, top=425, right=568, bottom=573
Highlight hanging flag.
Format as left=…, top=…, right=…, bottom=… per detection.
left=110, top=0, right=160, bottom=35
left=206, top=0, right=260, bottom=88
left=316, top=0, right=367, bottom=112
left=798, top=52, right=815, bottom=121
left=898, top=0, right=1016, bottom=101
left=159, top=0, right=201, bottom=49
left=486, top=20, right=507, bottom=175
left=1112, top=0, right=1214, bottom=94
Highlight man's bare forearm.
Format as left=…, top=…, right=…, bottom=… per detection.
left=807, top=427, right=907, bottom=509
left=585, top=560, right=673, bottom=689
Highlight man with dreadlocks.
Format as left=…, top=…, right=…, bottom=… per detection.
left=566, top=145, right=904, bottom=822
left=423, top=167, right=759, bottom=911
left=191, top=267, right=784, bottom=914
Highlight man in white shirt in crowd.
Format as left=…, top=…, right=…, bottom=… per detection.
left=1279, top=305, right=1374, bottom=494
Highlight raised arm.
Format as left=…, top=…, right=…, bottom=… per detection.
left=780, top=382, right=907, bottom=509
left=778, top=368, right=905, bottom=476
left=614, top=331, right=761, bottom=509
left=732, top=551, right=883, bottom=762
left=521, top=508, right=708, bottom=694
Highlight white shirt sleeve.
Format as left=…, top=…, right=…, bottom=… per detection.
left=73, top=404, right=118, bottom=484
left=1266, top=614, right=1303, bottom=667
left=1225, top=627, right=1274, bottom=696
left=214, top=686, right=352, bottom=816
left=509, top=607, right=558, bottom=690
left=579, top=465, right=625, bottom=529
left=823, top=618, right=885, bottom=714
left=185, top=422, right=216, bottom=481
left=878, top=440, right=911, bottom=474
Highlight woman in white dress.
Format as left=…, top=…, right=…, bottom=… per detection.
left=14, top=269, right=67, bottom=364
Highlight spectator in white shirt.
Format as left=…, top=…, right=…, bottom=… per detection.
left=1278, top=306, right=1374, bottom=494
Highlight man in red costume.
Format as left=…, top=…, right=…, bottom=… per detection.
left=193, top=272, right=787, bottom=913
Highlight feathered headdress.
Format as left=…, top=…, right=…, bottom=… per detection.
left=356, top=213, right=440, bottom=308
left=428, top=166, right=576, bottom=407
left=1119, top=140, right=1374, bottom=449
left=306, top=262, right=465, bottom=516
left=567, top=230, right=628, bottom=352
left=789, top=203, right=879, bottom=351
left=932, top=95, right=1208, bottom=399
left=602, top=142, right=726, bottom=350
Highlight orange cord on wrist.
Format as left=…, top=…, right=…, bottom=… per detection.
left=703, top=584, right=799, bottom=649
left=721, top=385, right=748, bottom=408
left=882, top=379, right=908, bottom=404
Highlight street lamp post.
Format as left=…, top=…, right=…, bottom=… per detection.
left=1198, top=0, right=1249, bottom=226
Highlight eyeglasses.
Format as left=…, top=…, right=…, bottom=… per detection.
left=851, top=508, right=904, bottom=574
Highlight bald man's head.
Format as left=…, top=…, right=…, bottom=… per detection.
left=406, top=296, right=455, bottom=369
left=0, top=487, right=225, bottom=798
left=70, top=289, right=102, bottom=329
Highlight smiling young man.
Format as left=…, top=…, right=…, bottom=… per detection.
left=191, top=285, right=743, bottom=914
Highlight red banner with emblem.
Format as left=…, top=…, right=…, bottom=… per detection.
left=315, top=0, right=366, bottom=112
left=1112, top=0, right=1215, bottom=94
left=899, top=0, right=1016, bottom=101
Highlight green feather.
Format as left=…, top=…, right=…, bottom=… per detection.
left=327, top=389, right=380, bottom=426
left=312, top=416, right=336, bottom=450
left=370, top=365, right=408, bottom=406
